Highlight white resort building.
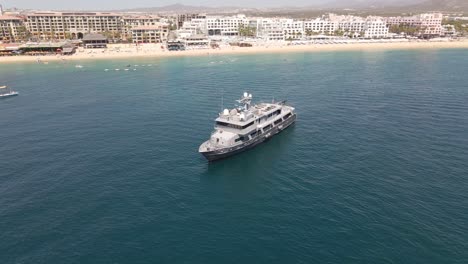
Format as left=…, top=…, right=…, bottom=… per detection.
left=386, top=13, right=443, bottom=37
left=256, top=18, right=285, bottom=41
left=122, top=15, right=163, bottom=40
left=206, top=14, right=248, bottom=36
left=304, top=17, right=338, bottom=35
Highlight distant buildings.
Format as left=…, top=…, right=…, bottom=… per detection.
left=177, top=13, right=391, bottom=41
left=122, top=15, right=163, bottom=40
left=0, top=15, right=23, bottom=42
left=386, top=13, right=444, bottom=37
left=25, top=12, right=122, bottom=40
left=206, top=15, right=248, bottom=36
left=257, top=18, right=285, bottom=41
left=304, top=17, right=337, bottom=35
left=0, top=3, right=450, bottom=44
left=131, top=24, right=169, bottom=43
left=176, top=13, right=206, bottom=29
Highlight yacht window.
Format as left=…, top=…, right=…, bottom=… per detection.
left=283, top=113, right=292, bottom=120
left=274, top=119, right=282, bottom=125
left=216, top=121, right=254, bottom=130
left=242, top=121, right=254, bottom=129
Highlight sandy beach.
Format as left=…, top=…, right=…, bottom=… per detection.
left=1, top=39, right=467, bottom=64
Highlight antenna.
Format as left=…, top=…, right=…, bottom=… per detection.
left=221, top=86, right=224, bottom=112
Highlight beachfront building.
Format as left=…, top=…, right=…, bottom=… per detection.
left=280, top=19, right=304, bottom=40
left=131, top=24, right=168, bottom=43
left=180, top=18, right=207, bottom=35
left=304, top=17, right=338, bottom=35
left=82, top=33, right=108, bottom=48
left=362, top=17, right=389, bottom=38
left=335, top=15, right=365, bottom=35
left=25, top=12, right=122, bottom=40
left=386, top=13, right=443, bottom=37
left=184, top=34, right=210, bottom=49
left=256, top=18, right=285, bottom=41
left=206, top=14, right=248, bottom=36
left=122, top=15, right=164, bottom=40
left=0, top=15, right=24, bottom=42
left=176, top=13, right=206, bottom=29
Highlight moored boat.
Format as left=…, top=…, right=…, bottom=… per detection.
left=0, top=86, right=19, bottom=98
left=199, top=92, right=296, bottom=161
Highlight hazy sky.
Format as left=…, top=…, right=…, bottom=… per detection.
left=2, top=0, right=423, bottom=10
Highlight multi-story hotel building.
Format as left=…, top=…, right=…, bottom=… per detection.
left=176, top=13, right=206, bottom=29
left=256, top=18, right=285, bottom=41
left=0, top=15, right=24, bottom=42
left=362, top=17, right=389, bottom=38
left=180, top=18, right=207, bottom=35
left=25, top=12, right=122, bottom=40
left=131, top=24, right=169, bottom=43
left=304, top=17, right=338, bottom=35
left=386, top=13, right=443, bottom=37
left=206, top=14, right=248, bottom=36
left=122, top=15, right=163, bottom=40
left=280, top=19, right=304, bottom=40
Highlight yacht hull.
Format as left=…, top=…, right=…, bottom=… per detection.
left=200, top=114, right=296, bottom=162
left=0, top=92, right=19, bottom=98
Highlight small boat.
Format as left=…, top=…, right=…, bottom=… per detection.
left=0, top=86, right=19, bottom=98
left=75, top=65, right=83, bottom=68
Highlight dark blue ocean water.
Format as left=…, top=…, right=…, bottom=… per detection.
left=1, top=49, right=468, bottom=264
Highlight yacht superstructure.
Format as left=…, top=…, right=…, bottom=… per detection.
left=0, top=86, right=19, bottom=98
left=199, top=92, right=296, bottom=161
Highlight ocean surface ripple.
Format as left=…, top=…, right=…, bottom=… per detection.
left=1, top=49, right=468, bottom=263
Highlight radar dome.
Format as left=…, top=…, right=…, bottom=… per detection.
left=249, top=94, right=252, bottom=98
left=230, top=109, right=238, bottom=115
left=243, top=92, right=248, bottom=97
left=223, top=109, right=229, bottom=115
left=240, top=113, right=245, bottom=120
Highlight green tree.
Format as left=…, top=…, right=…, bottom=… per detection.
left=238, top=25, right=256, bottom=37
left=443, top=19, right=468, bottom=36
left=389, top=23, right=422, bottom=37
left=334, top=29, right=345, bottom=36
left=16, top=25, right=31, bottom=42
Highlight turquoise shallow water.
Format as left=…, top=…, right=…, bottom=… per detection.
left=1, top=49, right=468, bottom=263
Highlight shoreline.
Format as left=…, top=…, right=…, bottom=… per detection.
left=1, top=40, right=468, bottom=64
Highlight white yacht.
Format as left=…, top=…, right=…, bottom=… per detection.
left=199, top=92, right=296, bottom=161
left=0, top=86, right=19, bottom=98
